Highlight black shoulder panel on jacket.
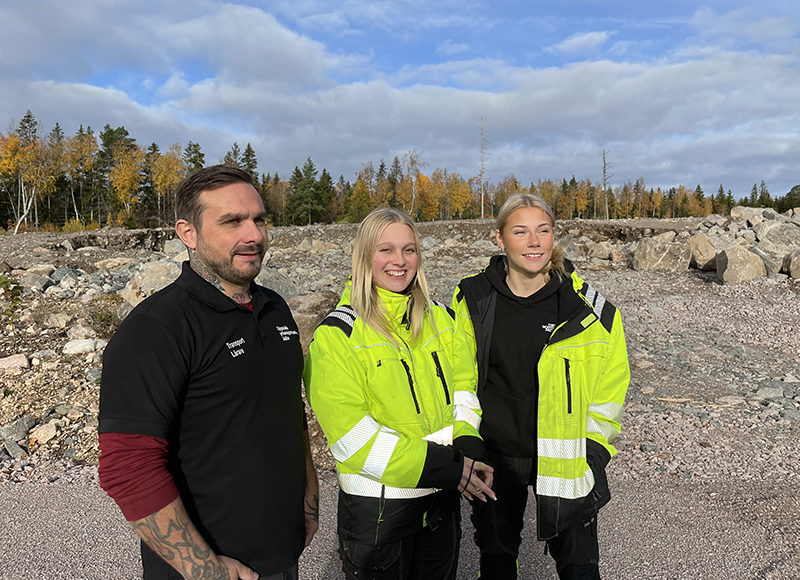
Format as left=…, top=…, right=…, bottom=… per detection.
left=432, top=300, right=456, bottom=320
left=578, top=283, right=617, bottom=334
left=320, top=305, right=357, bottom=337
left=455, top=288, right=464, bottom=303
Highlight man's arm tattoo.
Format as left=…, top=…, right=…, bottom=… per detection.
left=131, top=509, right=229, bottom=580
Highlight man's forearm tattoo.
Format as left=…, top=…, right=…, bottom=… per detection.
left=131, top=510, right=229, bottom=580
left=305, top=492, right=319, bottom=522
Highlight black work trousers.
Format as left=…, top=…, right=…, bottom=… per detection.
left=471, top=452, right=600, bottom=580
left=338, top=509, right=461, bottom=580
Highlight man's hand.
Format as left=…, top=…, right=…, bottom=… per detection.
left=458, top=457, right=496, bottom=502
left=218, top=555, right=258, bottom=580
left=131, top=497, right=259, bottom=580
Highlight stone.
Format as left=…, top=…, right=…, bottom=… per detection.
left=0, top=353, right=29, bottom=371
left=20, top=272, right=53, bottom=292
left=470, top=239, right=497, bottom=253
left=311, top=239, right=339, bottom=252
left=750, top=245, right=784, bottom=276
left=286, top=290, right=340, bottom=354
left=730, top=206, right=765, bottom=221
left=255, top=268, right=301, bottom=300
left=716, top=246, right=766, bottom=283
left=62, top=338, right=108, bottom=355
left=43, top=313, right=73, bottom=329
left=3, top=439, right=25, bottom=459
left=94, top=257, right=137, bottom=271
left=632, top=238, right=692, bottom=271
left=420, top=236, right=438, bottom=250
left=118, top=260, right=182, bottom=308
left=587, top=241, right=613, bottom=259
left=752, top=221, right=800, bottom=256
left=0, top=415, right=36, bottom=441
left=783, top=249, right=800, bottom=279
left=29, top=421, right=57, bottom=445
left=688, top=233, right=717, bottom=270
left=162, top=238, right=186, bottom=258
left=66, top=323, right=97, bottom=340
left=755, top=387, right=784, bottom=399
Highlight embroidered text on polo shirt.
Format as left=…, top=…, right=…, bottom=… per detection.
left=226, top=337, right=246, bottom=358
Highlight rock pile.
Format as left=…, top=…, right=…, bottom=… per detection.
left=1, top=207, right=799, bottom=481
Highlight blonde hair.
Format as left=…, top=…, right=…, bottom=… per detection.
left=351, top=207, right=432, bottom=344
left=496, top=193, right=566, bottom=279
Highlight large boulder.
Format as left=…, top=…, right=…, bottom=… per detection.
left=784, top=249, right=800, bottom=279
left=688, top=233, right=717, bottom=270
left=286, top=290, right=340, bottom=354
left=632, top=237, right=692, bottom=272
left=119, top=260, right=182, bottom=309
left=716, top=246, right=767, bottom=283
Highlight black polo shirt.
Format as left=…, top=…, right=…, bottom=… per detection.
left=100, top=262, right=306, bottom=576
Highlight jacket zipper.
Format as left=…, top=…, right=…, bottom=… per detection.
left=430, top=351, right=451, bottom=405
left=400, top=359, right=421, bottom=414
left=564, top=359, right=572, bottom=414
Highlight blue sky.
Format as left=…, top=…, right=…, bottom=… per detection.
left=1, top=1, right=799, bottom=198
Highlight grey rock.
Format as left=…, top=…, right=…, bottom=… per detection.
left=716, top=246, right=766, bottom=283
left=62, top=339, right=107, bottom=355
left=29, top=421, right=58, bottom=445
left=420, top=236, right=438, bottom=250
left=688, top=233, right=717, bottom=270
left=255, top=267, right=301, bottom=300
left=470, top=239, right=497, bottom=252
left=783, top=249, right=800, bottom=279
left=20, top=272, right=53, bottom=292
left=66, top=323, right=97, bottom=340
left=118, top=260, right=181, bottom=308
left=3, top=439, right=26, bottom=459
left=85, top=368, right=102, bottom=383
left=755, top=387, right=784, bottom=399
left=0, top=416, right=36, bottom=441
left=632, top=238, right=692, bottom=271
left=43, top=313, right=73, bottom=329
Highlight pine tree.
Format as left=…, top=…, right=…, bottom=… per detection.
left=241, top=143, right=258, bottom=181
left=182, top=141, right=205, bottom=173
left=222, top=142, right=242, bottom=168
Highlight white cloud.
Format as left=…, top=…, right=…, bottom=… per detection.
left=436, top=39, right=470, bottom=56
left=545, top=31, right=613, bottom=55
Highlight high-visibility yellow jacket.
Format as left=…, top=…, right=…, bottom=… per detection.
left=304, top=280, right=483, bottom=543
left=453, top=258, right=630, bottom=539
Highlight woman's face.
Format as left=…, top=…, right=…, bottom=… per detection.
left=371, top=222, right=419, bottom=293
left=496, top=206, right=554, bottom=279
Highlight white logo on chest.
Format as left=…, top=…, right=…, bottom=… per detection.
left=276, top=325, right=298, bottom=342
left=226, top=337, right=246, bottom=358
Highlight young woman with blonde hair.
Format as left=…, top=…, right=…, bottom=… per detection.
left=305, top=207, right=495, bottom=579
left=452, top=194, right=630, bottom=579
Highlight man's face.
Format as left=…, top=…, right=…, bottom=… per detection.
left=189, top=182, right=268, bottom=289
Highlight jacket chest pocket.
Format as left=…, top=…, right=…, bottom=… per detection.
left=365, top=354, right=422, bottom=425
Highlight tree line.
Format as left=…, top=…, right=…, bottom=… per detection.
left=2, top=110, right=798, bottom=234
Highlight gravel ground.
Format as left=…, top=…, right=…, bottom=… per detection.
left=2, top=228, right=800, bottom=579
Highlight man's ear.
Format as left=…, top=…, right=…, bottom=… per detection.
left=175, top=219, right=197, bottom=251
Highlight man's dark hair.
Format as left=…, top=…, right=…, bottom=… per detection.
left=175, top=165, right=255, bottom=226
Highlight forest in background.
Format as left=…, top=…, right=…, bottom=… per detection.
left=2, top=109, right=799, bottom=234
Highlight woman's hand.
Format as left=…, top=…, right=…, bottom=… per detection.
left=458, top=457, right=496, bottom=502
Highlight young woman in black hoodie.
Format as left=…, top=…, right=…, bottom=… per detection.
left=451, top=194, right=630, bottom=579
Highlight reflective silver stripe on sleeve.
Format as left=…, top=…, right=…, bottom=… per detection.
left=454, top=390, right=479, bottom=409
left=362, top=427, right=400, bottom=479
left=587, top=415, right=620, bottom=444
left=338, top=473, right=438, bottom=499
left=424, top=425, right=453, bottom=446
left=537, top=437, right=585, bottom=460
left=327, top=310, right=355, bottom=326
left=536, top=468, right=595, bottom=499
left=329, top=415, right=380, bottom=462
left=454, top=407, right=481, bottom=430
left=589, top=401, right=623, bottom=423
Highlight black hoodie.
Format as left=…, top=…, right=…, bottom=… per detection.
left=459, top=255, right=585, bottom=456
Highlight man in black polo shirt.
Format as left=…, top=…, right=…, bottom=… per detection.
left=99, top=165, right=318, bottom=580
